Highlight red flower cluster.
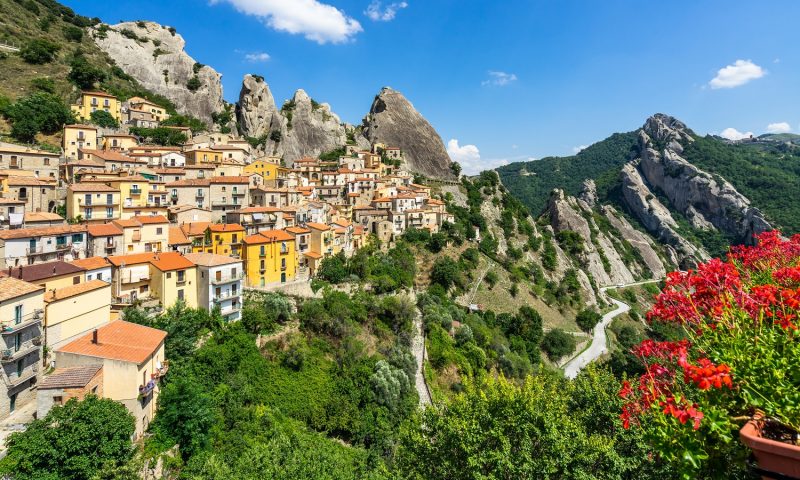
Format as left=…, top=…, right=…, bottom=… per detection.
left=620, top=340, right=731, bottom=430
left=623, top=231, right=800, bottom=432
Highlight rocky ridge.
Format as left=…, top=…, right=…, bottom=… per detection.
left=619, top=114, right=771, bottom=265
left=91, top=21, right=224, bottom=123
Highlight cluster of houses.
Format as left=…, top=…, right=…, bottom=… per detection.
left=0, top=89, right=454, bottom=442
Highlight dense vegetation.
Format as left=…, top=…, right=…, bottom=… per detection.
left=683, top=135, right=800, bottom=233
left=497, top=132, right=639, bottom=215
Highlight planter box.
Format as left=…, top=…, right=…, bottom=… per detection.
left=741, top=416, right=800, bottom=479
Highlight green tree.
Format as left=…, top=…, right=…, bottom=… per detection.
left=4, top=93, right=73, bottom=142
left=430, top=257, right=460, bottom=290
left=317, top=252, right=349, bottom=284
left=90, top=109, right=119, bottom=128
left=541, top=328, right=576, bottom=361
left=63, top=25, right=84, bottom=42
left=68, top=54, right=106, bottom=89
left=370, top=360, right=410, bottom=412
left=152, top=370, right=216, bottom=458
left=575, top=308, right=602, bottom=333
left=19, top=39, right=60, bottom=64
left=0, top=395, right=135, bottom=480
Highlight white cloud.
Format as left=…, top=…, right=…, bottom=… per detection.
left=482, top=71, right=517, bottom=87
left=709, top=60, right=765, bottom=89
left=447, top=139, right=481, bottom=173
left=767, top=122, right=791, bottom=134
left=210, top=0, right=362, bottom=44
left=244, top=52, right=271, bottom=62
left=719, top=127, right=754, bottom=141
left=365, top=1, right=407, bottom=21
left=572, top=145, right=588, bottom=154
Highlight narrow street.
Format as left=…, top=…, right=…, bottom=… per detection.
left=410, top=291, right=432, bottom=407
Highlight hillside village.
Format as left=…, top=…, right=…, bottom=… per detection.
left=0, top=86, right=455, bottom=442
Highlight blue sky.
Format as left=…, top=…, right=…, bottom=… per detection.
left=64, top=0, right=800, bottom=173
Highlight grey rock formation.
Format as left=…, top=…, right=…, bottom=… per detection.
left=619, top=161, right=707, bottom=266
left=362, top=87, right=452, bottom=179
left=635, top=117, right=771, bottom=244
left=91, top=22, right=224, bottom=123
left=281, top=89, right=348, bottom=163
left=546, top=189, right=636, bottom=286
left=236, top=74, right=282, bottom=140
left=601, top=205, right=668, bottom=278
left=578, top=179, right=598, bottom=207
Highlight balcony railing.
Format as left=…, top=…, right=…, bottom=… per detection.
left=151, top=360, right=169, bottom=381
left=55, top=242, right=73, bottom=251
left=104, top=240, right=117, bottom=250
left=25, top=246, right=43, bottom=255
left=213, top=290, right=240, bottom=301
left=130, top=188, right=142, bottom=195
left=7, top=364, right=38, bottom=387
left=211, top=272, right=244, bottom=285
left=195, top=191, right=206, bottom=198
left=138, top=379, right=156, bottom=399
left=120, top=272, right=149, bottom=284
left=231, top=190, right=245, bottom=196
left=78, top=198, right=119, bottom=206
left=211, top=200, right=241, bottom=207
left=1, top=343, right=39, bottom=363
left=1, top=310, right=43, bottom=335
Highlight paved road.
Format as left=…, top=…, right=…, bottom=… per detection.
left=562, top=279, right=662, bottom=379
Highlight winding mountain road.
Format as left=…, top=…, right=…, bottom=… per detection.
left=563, top=279, right=662, bottom=379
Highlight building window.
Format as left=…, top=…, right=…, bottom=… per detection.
left=13, top=305, right=22, bottom=324
left=106, top=207, right=113, bottom=218
left=177, top=289, right=184, bottom=301
left=166, top=272, right=172, bottom=279
left=177, top=270, right=185, bottom=283
left=73, top=276, right=80, bottom=285
left=156, top=228, right=163, bottom=235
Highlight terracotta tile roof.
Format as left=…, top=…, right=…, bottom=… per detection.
left=149, top=252, right=195, bottom=272
left=6, top=261, right=85, bottom=283
left=426, top=199, right=445, bottom=205
left=87, top=223, right=123, bottom=237
left=0, top=276, right=44, bottom=302
left=45, top=279, right=109, bottom=303
left=373, top=197, right=392, bottom=203
left=154, top=168, right=185, bottom=175
left=305, top=222, right=330, bottom=231
left=168, top=226, right=191, bottom=245
left=332, top=219, right=352, bottom=227
left=69, top=257, right=110, bottom=270
left=79, top=149, right=140, bottom=162
left=24, top=212, right=64, bottom=223
left=68, top=183, right=119, bottom=193
left=168, top=204, right=210, bottom=214
left=132, top=215, right=168, bottom=225
left=208, top=223, right=244, bottom=233
left=107, top=252, right=156, bottom=267
left=0, top=224, right=86, bottom=240
left=56, top=320, right=166, bottom=364
left=112, top=219, right=140, bottom=228
left=354, top=225, right=366, bottom=235
left=39, top=365, right=102, bottom=389
left=304, top=251, right=322, bottom=259
left=209, top=176, right=249, bottom=184
left=6, top=177, right=55, bottom=186
left=184, top=252, right=241, bottom=267
left=80, top=90, right=116, bottom=98
left=231, top=206, right=280, bottom=214
left=0, top=198, right=24, bottom=205
left=65, top=124, right=98, bottom=130
left=285, top=226, right=310, bottom=234
left=180, top=222, right=211, bottom=236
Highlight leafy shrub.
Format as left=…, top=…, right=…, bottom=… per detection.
left=3, top=93, right=73, bottom=142
left=63, top=25, right=84, bottom=42
left=575, top=308, right=602, bottom=333
left=67, top=54, right=106, bottom=89
left=186, top=76, right=202, bottom=92
left=19, top=39, right=60, bottom=64
left=89, top=109, right=119, bottom=128
left=430, top=257, right=460, bottom=290
left=29, top=77, right=56, bottom=93
left=541, top=329, right=576, bottom=361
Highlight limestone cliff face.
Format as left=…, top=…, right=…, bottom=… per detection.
left=362, top=87, right=452, bottom=179
left=545, top=189, right=669, bottom=286
left=617, top=114, right=771, bottom=265
left=236, top=79, right=348, bottom=162
left=281, top=89, right=348, bottom=163
left=236, top=74, right=282, bottom=140
left=91, top=21, right=224, bottom=123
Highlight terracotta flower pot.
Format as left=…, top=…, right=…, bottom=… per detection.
left=740, top=415, right=800, bottom=479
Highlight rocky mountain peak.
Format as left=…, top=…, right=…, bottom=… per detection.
left=90, top=21, right=224, bottom=123
left=236, top=74, right=280, bottom=139
left=362, top=87, right=453, bottom=179
left=641, top=113, right=694, bottom=152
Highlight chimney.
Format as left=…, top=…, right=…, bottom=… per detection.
left=17, top=266, right=22, bottom=279
left=91, top=329, right=98, bottom=344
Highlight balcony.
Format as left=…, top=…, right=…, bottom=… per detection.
left=138, top=379, right=156, bottom=399
left=78, top=198, right=118, bottom=206
left=1, top=310, right=43, bottom=335
left=1, top=343, right=39, bottom=363
left=151, top=360, right=169, bottom=380
left=55, top=242, right=74, bottom=251
left=130, top=188, right=142, bottom=195
left=213, top=290, right=239, bottom=301
left=120, top=272, right=149, bottom=284
left=210, top=272, right=244, bottom=285
left=7, top=364, right=38, bottom=387
left=104, top=240, right=117, bottom=250
left=25, top=245, right=43, bottom=255
left=211, top=199, right=241, bottom=207
left=231, top=190, right=245, bottom=196
left=195, top=191, right=205, bottom=198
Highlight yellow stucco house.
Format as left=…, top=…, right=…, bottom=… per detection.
left=242, top=229, right=296, bottom=287
left=71, top=91, right=122, bottom=122
left=43, top=279, right=111, bottom=350
left=62, top=125, right=98, bottom=160
left=243, top=159, right=286, bottom=186
left=306, top=222, right=334, bottom=258
left=192, top=224, right=245, bottom=257
left=66, top=183, right=121, bottom=223
left=149, top=252, right=198, bottom=309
